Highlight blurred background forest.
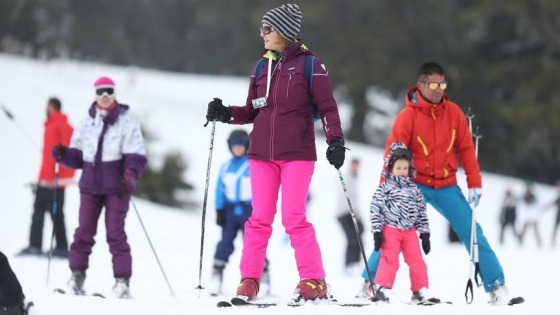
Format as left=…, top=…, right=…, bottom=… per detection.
left=1, top=0, right=559, bottom=186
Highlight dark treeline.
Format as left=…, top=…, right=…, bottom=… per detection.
left=1, top=0, right=559, bottom=184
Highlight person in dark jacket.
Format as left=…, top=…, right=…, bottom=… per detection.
left=18, top=98, right=75, bottom=258
left=205, top=4, right=345, bottom=301
left=53, top=76, right=147, bottom=299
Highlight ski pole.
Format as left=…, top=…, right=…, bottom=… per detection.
left=1, top=103, right=40, bottom=151
left=337, top=169, right=376, bottom=300
left=466, top=107, right=475, bottom=137
left=46, top=162, right=59, bottom=287
left=196, top=116, right=217, bottom=295
left=130, top=198, right=175, bottom=297
left=465, top=112, right=483, bottom=304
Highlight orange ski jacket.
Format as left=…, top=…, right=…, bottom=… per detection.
left=384, top=87, right=481, bottom=189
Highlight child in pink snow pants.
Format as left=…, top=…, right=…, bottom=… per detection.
left=370, top=142, right=436, bottom=304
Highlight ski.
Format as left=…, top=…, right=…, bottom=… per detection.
left=216, top=296, right=373, bottom=308
left=53, top=288, right=105, bottom=298
left=508, top=296, right=524, bottom=306
left=216, top=300, right=233, bottom=307
left=231, top=297, right=277, bottom=308
left=416, top=300, right=452, bottom=306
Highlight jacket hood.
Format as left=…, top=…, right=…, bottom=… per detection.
left=405, top=86, right=450, bottom=117
left=382, top=141, right=417, bottom=179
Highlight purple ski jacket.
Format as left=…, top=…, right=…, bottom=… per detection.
left=58, top=102, right=147, bottom=195
left=229, top=40, right=344, bottom=161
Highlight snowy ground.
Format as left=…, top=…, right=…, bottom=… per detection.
left=0, top=54, right=558, bottom=315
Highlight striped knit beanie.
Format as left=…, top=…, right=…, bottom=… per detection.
left=262, top=4, right=302, bottom=42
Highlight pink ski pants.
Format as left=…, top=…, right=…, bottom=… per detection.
left=374, top=226, right=429, bottom=291
left=240, top=159, right=325, bottom=279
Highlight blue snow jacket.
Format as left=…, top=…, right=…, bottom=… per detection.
left=215, top=155, right=251, bottom=216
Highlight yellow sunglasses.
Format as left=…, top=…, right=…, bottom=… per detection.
left=422, top=81, right=447, bottom=90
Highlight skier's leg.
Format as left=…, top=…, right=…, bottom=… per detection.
left=401, top=229, right=428, bottom=291
left=348, top=216, right=363, bottom=265
left=499, top=221, right=506, bottom=245
left=240, top=160, right=280, bottom=278
left=279, top=160, right=325, bottom=279
left=373, top=226, right=401, bottom=289
left=69, top=193, right=103, bottom=272
left=361, top=250, right=380, bottom=281
left=534, top=223, right=542, bottom=248
left=338, top=213, right=355, bottom=266
left=418, top=185, right=504, bottom=292
left=552, top=218, right=560, bottom=247
left=29, top=186, right=50, bottom=249
left=104, top=194, right=132, bottom=278
left=215, top=207, right=238, bottom=262
left=52, top=188, right=68, bottom=250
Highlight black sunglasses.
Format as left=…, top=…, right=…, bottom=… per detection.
left=260, top=25, right=276, bottom=35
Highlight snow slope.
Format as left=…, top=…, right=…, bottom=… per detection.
left=1, top=54, right=558, bottom=315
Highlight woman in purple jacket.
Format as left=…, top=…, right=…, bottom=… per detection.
left=206, top=4, right=345, bottom=302
left=53, top=77, right=147, bottom=299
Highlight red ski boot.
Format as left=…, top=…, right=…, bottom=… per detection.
left=236, top=277, right=260, bottom=301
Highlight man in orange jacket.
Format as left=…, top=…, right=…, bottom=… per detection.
left=359, top=62, right=508, bottom=305
left=18, top=97, right=75, bottom=258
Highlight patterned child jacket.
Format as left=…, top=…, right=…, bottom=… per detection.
left=370, top=149, right=429, bottom=234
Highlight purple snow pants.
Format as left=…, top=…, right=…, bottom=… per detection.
left=69, top=193, right=132, bottom=277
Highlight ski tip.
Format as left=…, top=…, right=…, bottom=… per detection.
left=508, top=297, right=525, bottom=306
left=217, top=301, right=233, bottom=307
left=91, top=293, right=105, bottom=298
left=53, top=288, right=66, bottom=294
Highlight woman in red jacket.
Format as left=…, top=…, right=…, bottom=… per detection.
left=205, top=4, right=345, bottom=302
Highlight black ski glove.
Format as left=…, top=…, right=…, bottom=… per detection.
left=216, top=210, right=226, bottom=227
left=420, top=233, right=430, bottom=255
left=374, top=232, right=384, bottom=252
left=52, top=144, right=68, bottom=162
left=326, top=138, right=346, bottom=169
left=206, top=98, right=232, bottom=123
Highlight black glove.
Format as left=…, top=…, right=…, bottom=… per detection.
left=52, top=144, right=68, bottom=162
left=216, top=210, right=225, bottom=227
left=374, top=232, right=384, bottom=252
left=206, top=98, right=232, bottom=123
left=420, top=233, right=430, bottom=255
left=326, top=138, right=346, bottom=169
